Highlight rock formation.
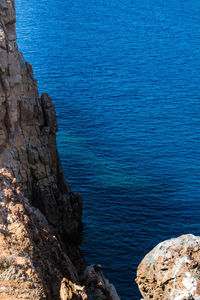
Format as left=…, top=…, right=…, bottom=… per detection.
left=136, top=234, right=200, bottom=300
left=0, top=0, right=120, bottom=299
left=0, top=168, right=86, bottom=299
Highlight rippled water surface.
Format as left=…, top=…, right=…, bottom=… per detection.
left=15, top=0, right=200, bottom=298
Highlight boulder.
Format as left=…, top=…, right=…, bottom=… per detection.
left=136, top=234, right=200, bottom=300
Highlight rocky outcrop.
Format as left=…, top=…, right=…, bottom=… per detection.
left=0, top=0, right=82, bottom=249
left=83, top=266, right=121, bottom=300
left=136, top=234, right=200, bottom=300
left=0, top=168, right=85, bottom=299
left=0, top=1, right=120, bottom=299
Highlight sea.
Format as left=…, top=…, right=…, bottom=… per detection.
left=15, top=0, right=200, bottom=298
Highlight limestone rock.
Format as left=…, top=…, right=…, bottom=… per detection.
left=136, top=234, right=200, bottom=300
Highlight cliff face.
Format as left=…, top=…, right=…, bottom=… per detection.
left=0, top=1, right=120, bottom=299
left=0, top=0, right=82, bottom=246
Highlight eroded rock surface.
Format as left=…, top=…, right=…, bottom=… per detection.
left=0, top=1, right=120, bottom=299
left=136, top=234, right=200, bottom=300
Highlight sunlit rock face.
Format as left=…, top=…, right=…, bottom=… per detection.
left=136, top=234, right=200, bottom=300
left=0, top=168, right=84, bottom=299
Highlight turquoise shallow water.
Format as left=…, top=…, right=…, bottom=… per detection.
left=15, top=0, right=200, bottom=298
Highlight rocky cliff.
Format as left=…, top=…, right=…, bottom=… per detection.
left=0, top=1, right=120, bottom=299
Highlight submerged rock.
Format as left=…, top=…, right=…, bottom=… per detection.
left=136, top=234, right=200, bottom=300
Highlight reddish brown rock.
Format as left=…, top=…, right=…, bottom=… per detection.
left=0, top=168, right=80, bottom=299
left=136, top=234, right=200, bottom=300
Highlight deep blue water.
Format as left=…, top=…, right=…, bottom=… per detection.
left=15, top=0, right=200, bottom=298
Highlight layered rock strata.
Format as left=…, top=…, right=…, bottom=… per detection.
left=136, top=234, right=200, bottom=300
left=0, top=1, right=120, bottom=299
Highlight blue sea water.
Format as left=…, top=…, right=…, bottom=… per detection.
left=15, top=0, right=200, bottom=298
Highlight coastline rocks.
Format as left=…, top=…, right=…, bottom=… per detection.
left=60, top=279, right=87, bottom=300
left=0, top=0, right=120, bottom=299
left=0, top=0, right=82, bottom=266
left=83, top=265, right=121, bottom=300
left=0, top=168, right=119, bottom=300
left=0, top=168, right=80, bottom=299
left=136, top=234, right=200, bottom=300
